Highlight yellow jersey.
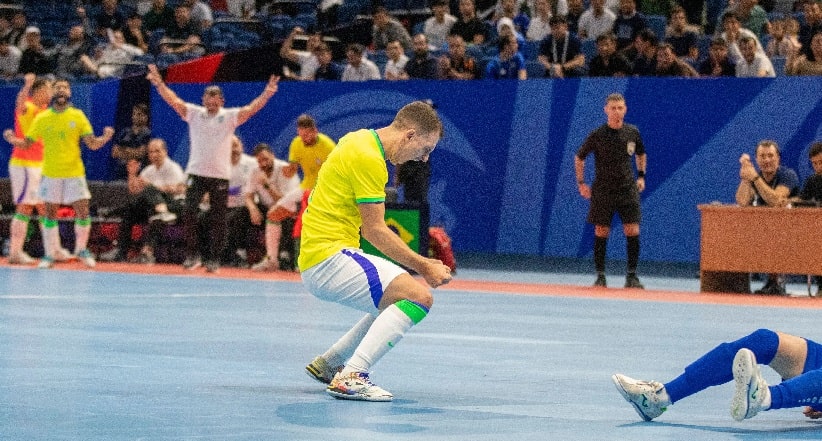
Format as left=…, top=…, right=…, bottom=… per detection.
left=288, top=132, right=335, bottom=190
left=10, top=100, right=46, bottom=167
left=26, top=106, right=94, bottom=178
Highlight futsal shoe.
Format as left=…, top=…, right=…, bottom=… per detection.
left=183, top=256, right=202, bottom=270
left=327, top=371, right=393, bottom=402
left=624, top=274, right=645, bottom=289
left=731, top=348, right=771, bottom=421
left=593, top=274, right=607, bottom=287
left=205, top=260, right=219, bottom=273
left=37, top=256, right=55, bottom=269
left=612, top=373, right=670, bottom=421
left=251, top=255, right=277, bottom=272
left=77, top=249, right=96, bottom=268
left=54, top=247, right=74, bottom=262
left=305, top=356, right=344, bottom=385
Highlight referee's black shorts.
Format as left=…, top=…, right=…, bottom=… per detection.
left=587, top=187, right=641, bottom=226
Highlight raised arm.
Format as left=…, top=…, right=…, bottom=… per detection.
left=81, top=127, right=115, bottom=151
left=15, top=73, right=36, bottom=116
left=236, top=74, right=280, bottom=126
left=145, top=64, right=188, bottom=119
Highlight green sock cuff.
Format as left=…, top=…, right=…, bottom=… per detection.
left=13, top=213, right=31, bottom=222
left=265, top=220, right=281, bottom=225
left=395, top=299, right=429, bottom=325
left=42, top=218, right=58, bottom=228
left=75, top=218, right=91, bottom=226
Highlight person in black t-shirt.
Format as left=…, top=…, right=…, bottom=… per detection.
left=574, top=93, right=647, bottom=289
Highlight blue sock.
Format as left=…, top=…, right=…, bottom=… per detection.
left=664, top=329, right=779, bottom=403
left=769, top=369, right=822, bottom=410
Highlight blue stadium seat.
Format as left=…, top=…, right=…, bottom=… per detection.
left=771, top=56, right=786, bottom=76
left=526, top=60, right=546, bottom=78
left=646, top=15, right=667, bottom=40
left=581, top=38, right=597, bottom=66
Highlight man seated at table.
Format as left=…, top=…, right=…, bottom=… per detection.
left=792, top=141, right=822, bottom=295
left=735, top=139, right=800, bottom=295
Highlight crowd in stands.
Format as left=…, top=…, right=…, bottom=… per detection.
left=0, top=0, right=819, bottom=82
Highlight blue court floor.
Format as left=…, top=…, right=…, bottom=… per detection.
left=1, top=264, right=821, bottom=440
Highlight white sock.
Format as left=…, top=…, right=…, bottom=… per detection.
left=74, top=219, right=91, bottom=253
left=343, top=304, right=415, bottom=374
left=41, top=221, right=58, bottom=258
left=322, top=314, right=376, bottom=368
left=265, top=221, right=281, bottom=258
left=9, top=215, right=29, bottom=256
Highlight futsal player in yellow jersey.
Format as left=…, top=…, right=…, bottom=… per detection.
left=300, top=101, right=452, bottom=402
left=3, top=74, right=52, bottom=265
left=5, top=78, right=114, bottom=269
left=284, top=114, right=335, bottom=190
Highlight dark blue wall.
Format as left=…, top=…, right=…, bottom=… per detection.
left=2, top=78, right=820, bottom=263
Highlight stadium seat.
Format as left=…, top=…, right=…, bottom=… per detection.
left=646, top=15, right=667, bottom=40
left=771, top=56, right=786, bottom=76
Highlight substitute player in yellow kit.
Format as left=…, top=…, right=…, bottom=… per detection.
left=300, top=101, right=452, bottom=402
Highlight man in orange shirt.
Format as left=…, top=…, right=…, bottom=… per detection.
left=4, top=74, right=69, bottom=264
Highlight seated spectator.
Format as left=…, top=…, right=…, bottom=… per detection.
left=123, top=11, right=149, bottom=53
left=0, top=37, right=21, bottom=79
left=665, top=6, right=700, bottom=63
left=182, top=0, right=213, bottom=32
left=424, top=0, right=457, bottom=50
left=247, top=143, right=302, bottom=272
left=384, top=39, right=409, bottom=80
left=799, top=1, right=822, bottom=59
left=735, top=140, right=799, bottom=295
left=630, top=28, right=658, bottom=76
left=588, top=32, right=633, bottom=76
left=142, top=0, right=176, bottom=35
left=526, top=0, right=554, bottom=42
left=439, top=34, right=480, bottom=79
left=698, top=36, right=736, bottom=77
left=726, top=0, right=769, bottom=40
left=537, top=15, right=586, bottom=78
left=765, top=17, right=800, bottom=57
left=159, top=4, right=205, bottom=58
left=53, top=25, right=97, bottom=79
left=654, top=42, right=699, bottom=76
left=372, top=7, right=412, bottom=51
left=0, top=16, right=11, bottom=42
left=313, top=42, right=343, bottom=81
left=578, top=0, right=617, bottom=40
left=279, top=27, right=321, bottom=81
left=497, top=17, right=526, bottom=52
left=450, top=0, right=489, bottom=46
left=111, top=103, right=152, bottom=180
left=18, top=27, right=53, bottom=76
left=111, top=138, right=186, bottom=263
left=735, top=35, right=776, bottom=76
left=406, top=34, right=441, bottom=79
left=794, top=141, right=822, bottom=204
left=720, top=11, right=765, bottom=65
left=485, top=34, right=527, bottom=79
left=785, top=30, right=822, bottom=75
left=80, top=30, right=145, bottom=78
left=493, top=0, right=531, bottom=36
left=221, top=135, right=258, bottom=267
left=612, top=0, right=647, bottom=51
left=566, top=0, right=586, bottom=35
left=341, top=43, right=381, bottom=81
left=93, top=0, right=127, bottom=38
left=7, top=11, right=26, bottom=50
left=225, top=0, right=257, bottom=18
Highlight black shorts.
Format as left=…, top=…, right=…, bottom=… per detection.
left=587, top=188, right=641, bottom=226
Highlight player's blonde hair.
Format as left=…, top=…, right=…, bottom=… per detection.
left=392, top=101, right=443, bottom=137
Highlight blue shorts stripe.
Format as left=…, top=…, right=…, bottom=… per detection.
left=341, top=249, right=383, bottom=308
left=15, top=170, right=29, bottom=205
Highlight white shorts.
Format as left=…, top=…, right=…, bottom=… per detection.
left=301, top=248, right=406, bottom=314
left=38, top=176, right=91, bottom=205
left=8, top=164, right=42, bottom=206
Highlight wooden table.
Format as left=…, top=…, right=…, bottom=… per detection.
left=698, top=204, right=822, bottom=293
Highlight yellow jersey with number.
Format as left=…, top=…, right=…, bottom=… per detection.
left=26, top=107, right=94, bottom=178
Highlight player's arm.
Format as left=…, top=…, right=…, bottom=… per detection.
left=574, top=154, right=591, bottom=199
left=359, top=202, right=451, bottom=288
left=15, top=73, right=35, bottom=116
left=3, top=129, right=35, bottom=149
left=237, top=75, right=280, bottom=125
left=81, top=127, right=115, bottom=151
left=145, top=64, right=188, bottom=119
left=635, top=153, right=647, bottom=192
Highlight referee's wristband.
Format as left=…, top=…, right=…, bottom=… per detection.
left=637, top=171, right=645, bottom=178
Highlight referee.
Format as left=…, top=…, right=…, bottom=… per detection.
left=574, top=93, right=647, bottom=289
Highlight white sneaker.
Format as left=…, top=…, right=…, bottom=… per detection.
left=327, top=371, right=393, bottom=402
left=77, top=249, right=96, bottom=268
left=251, top=255, right=277, bottom=272
left=731, top=348, right=771, bottom=421
left=37, top=256, right=55, bottom=269
left=612, top=373, right=670, bottom=421
left=149, top=211, right=177, bottom=223
left=305, top=356, right=344, bottom=385
left=54, top=247, right=74, bottom=262
left=8, top=251, right=35, bottom=265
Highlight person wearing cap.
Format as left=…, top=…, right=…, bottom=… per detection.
left=19, top=26, right=53, bottom=76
